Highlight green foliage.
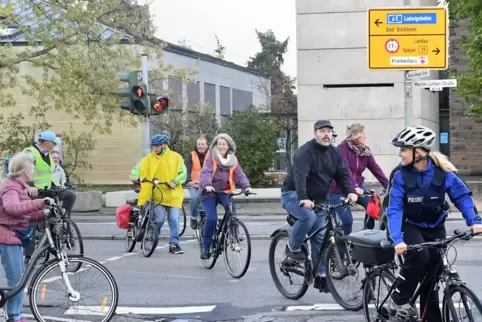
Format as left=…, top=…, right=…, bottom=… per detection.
left=61, top=125, right=96, bottom=184
left=446, top=0, right=482, bottom=114
left=221, top=105, right=278, bottom=185
left=213, top=34, right=225, bottom=60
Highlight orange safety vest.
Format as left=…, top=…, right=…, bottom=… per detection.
left=191, top=151, right=202, bottom=181
left=211, top=153, right=238, bottom=193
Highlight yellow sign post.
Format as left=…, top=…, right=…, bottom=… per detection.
left=368, top=7, right=448, bottom=70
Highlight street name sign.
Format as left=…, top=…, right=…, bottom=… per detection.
left=407, top=70, right=430, bottom=79
left=368, top=7, right=448, bottom=70
left=413, top=79, right=457, bottom=88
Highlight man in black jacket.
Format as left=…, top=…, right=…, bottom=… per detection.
left=281, top=120, right=357, bottom=290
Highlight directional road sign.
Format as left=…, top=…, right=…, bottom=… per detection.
left=368, top=7, right=448, bottom=70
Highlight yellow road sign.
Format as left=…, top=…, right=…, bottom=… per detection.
left=368, top=7, right=448, bottom=70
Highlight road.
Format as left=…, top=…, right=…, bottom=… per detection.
left=1, top=237, right=481, bottom=321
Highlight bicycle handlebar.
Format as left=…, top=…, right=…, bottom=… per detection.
left=140, top=178, right=175, bottom=189
left=380, top=229, right=482, bottom=251
left=201, top=188, right=257, bottom=197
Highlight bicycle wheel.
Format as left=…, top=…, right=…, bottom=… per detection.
left=179, top=205, right=187, bottom=237
left=442, top=284, right=482, bottom=321
left=29, top=256, right=119, bottom=322
left=141, top=220, right=159, bottom=258
left=363, top=268, right=397, bottom=322
left=268, top=230, right=309, bottom=300
left=125, top=223, right=137, bottom=252
left=224, top=220, right=251, bottom=278
left=65, top=218, right=84, bottom=272
left=198, top=215, right=217, bottom=269
left=325, top=242, right=364, bottom=311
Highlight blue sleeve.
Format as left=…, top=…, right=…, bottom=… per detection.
left=386, top=171, right=405, bottom=246
left=445, top=172, right=481, bottom=226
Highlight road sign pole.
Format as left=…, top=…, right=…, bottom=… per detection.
left=141, top=54, right=150, bottom=156
left=404, top=71, right=412, bottom=127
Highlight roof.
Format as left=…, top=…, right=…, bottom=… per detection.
left=0, top=0, right=264, bottom=77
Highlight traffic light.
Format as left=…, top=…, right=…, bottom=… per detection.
left=150, top=95, right=171, bottom=115
left=119, top=72, right=138, bottom=113
left=131, top=83, right=148, bottom=116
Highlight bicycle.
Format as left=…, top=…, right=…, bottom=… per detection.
left=269, top=196, right=367, bottom=311
left=354, top=228, right=482, bottom=321
left=195, top=203, right=206, bottom=242
left=0, top=198, right=118, bottom=321
left=198, top=189, right=255, bottom=278
left=34, top=187, right=84, bottom=272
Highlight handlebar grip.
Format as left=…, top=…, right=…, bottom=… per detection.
left=380, top=240, right=393, bottom=250
left=299, top=202, right=305, bottom=208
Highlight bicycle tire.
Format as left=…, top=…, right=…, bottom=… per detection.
left=29, top=255, right=119, bottom=322
left=325, top=242, right=364, bottom=311
left=125, top=224, right=137, bottom=252
left=65, top=219, right=84, bottom=272
left=268, top=230, right=309, bottom=300
left=199, top=215, right=217, bottom=269
left=179, top=204, right=187, bottom=237
left=363, top=268, right=397, bottom=322
left=141, top=221, right=159, bottom=258
left=442, top=284, right=482, bottom=321
left=223, top=220, right=251, bottom=278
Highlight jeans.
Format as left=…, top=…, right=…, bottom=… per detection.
left=328, top=184, right=371, bottom=236
left=0, top=244, right=24, bottom=320
left=188, top=187, right=200, bottom=220
left=153, top=205, right=180, bottom=245
left=281, top=190, right=327, bottom=275
left=201, top=194, right=230, bottom=251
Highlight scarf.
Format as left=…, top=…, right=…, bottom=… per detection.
left=346, top=139, right=371, bottom=157
left=211, top=146, right=236, bottom=169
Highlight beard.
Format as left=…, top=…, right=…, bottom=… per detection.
left=315, top=137, right=331, bottom=146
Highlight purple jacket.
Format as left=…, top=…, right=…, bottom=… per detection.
left=330, top=140, right=389, bottom=194
left=199, top=154, right=251, bottom=197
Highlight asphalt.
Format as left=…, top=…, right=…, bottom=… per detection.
left=1, top=238, right=481, bottom=321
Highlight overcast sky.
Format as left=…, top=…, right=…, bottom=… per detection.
left=149, top=0, right=297, bottom=77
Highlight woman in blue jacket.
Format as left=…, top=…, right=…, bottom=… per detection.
left=386, top=125, right=482, bottom=321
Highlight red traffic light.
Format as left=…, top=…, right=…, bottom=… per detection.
left=132, top=85, right=145, bottom=97
left=153, top=96, right=171, bottom=112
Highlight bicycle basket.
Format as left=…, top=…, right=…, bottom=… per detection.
left=116, top=204, right=132, bottom=229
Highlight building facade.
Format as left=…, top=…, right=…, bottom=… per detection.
left=296, top=0, right=441, bottom=183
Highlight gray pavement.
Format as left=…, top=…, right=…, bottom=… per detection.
left=1, top=238, right=481, bottom=321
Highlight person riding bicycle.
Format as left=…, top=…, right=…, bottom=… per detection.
left=135, top=134, right=187, bottom=255
left=0, top=152, right=54, bottom=322
left=329, top=122, right=388, bottom=235
left=386, top=125, right=482, bottom=320
left=281, top=120, right=358, bottom=292
left=23, top=130, right=77, bottom=263
left=185, top=136, right=209, bottom=230
left=199, top=133, right=252, bottom=260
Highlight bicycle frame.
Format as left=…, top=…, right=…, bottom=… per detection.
left=211, top=195, right=237, bottom=254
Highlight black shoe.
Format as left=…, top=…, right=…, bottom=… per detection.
left=24, top=256, right=31, bottom=267
left=284, top=245, right=305, bottom=261
left=200, top=249, right=210, bottom=260
left=314, top=274, right=330, bottom=293
left=169, top=244, right=184, bottom=254
left=190, top=218, right=198, bottom=230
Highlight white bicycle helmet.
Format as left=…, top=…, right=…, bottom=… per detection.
left=391, top=126, right=436, bottom=150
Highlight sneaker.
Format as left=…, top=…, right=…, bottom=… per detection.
left=190, top=218, right=198, bottom=230
left=200, top=249, right=210, bottom=260
left=169, top=244, right=184, bottom=254
left=382, top=301, right=417, bottom=320
left=284, top=245, right=305, bottom=261
left=313, top=274, right=330, bottom=293
left=14, top=317, right=27, bottom=322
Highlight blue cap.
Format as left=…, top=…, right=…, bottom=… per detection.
left=38, top=131, right=59, bottom=145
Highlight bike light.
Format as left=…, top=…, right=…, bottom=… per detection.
left=153, top=179, right=159, bottom=185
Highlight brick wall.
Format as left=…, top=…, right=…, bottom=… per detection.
left=449, top=19, right=482, bottom=175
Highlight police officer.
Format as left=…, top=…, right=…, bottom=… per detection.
left=386, top=125, right=482, bottom=320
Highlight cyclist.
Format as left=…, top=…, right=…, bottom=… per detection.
left=199, top=133, right=252, bottom=259
left=135, top=134, right=187, bottom=254
left=386, top=125, right=482, bottom=320
left=281, top=120, right=358, bottom=291
left=185, top=136, right=209, bottom=230
left=329, top=122, right=388, bottom=234
left=0, top=152, right=54, bottom=322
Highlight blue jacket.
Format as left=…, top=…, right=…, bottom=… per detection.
left=387, top=158, right=481, bottom=246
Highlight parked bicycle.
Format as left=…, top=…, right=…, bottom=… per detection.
left=198, top=189, right=255, bottom=278
left=0, top=197, right=118, bottom=321
left=352, top=228, right=482, bottom=321
left=269, top=195, right=370, bottom=311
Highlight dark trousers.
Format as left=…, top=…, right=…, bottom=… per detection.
left=392, top=221, right=445, bottom=321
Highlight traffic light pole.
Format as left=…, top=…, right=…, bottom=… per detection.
left=141, top=54, right=151, bottom=156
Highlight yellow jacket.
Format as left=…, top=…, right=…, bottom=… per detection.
left=137, top=147, right=187, bottom=208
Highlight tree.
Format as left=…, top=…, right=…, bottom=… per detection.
left=221, top=105, right=278, bottom=185
left=178, top=39, right=192, bottom=49
left=213, top=34, right=226, bottom=60
left=61, top=125, right=96, bottom=184
left=247, top=29, right=298, bottom=169
left=446, top=0, right=482, bottom=114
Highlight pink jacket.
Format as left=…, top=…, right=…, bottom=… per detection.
left=0, top=178, right=45, bottom=245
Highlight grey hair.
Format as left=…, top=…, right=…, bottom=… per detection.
left=346, top=122, right=365, bottom=139
left=8, top=152, right=35, bottom=178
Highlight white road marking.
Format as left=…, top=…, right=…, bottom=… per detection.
left=104, top=256, right=123, bottom=261
left=284, top=302, right=468, bottom=311
left=25, top=313, right=90, bottom=322
left=64, top=305, right=216, bottom=315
